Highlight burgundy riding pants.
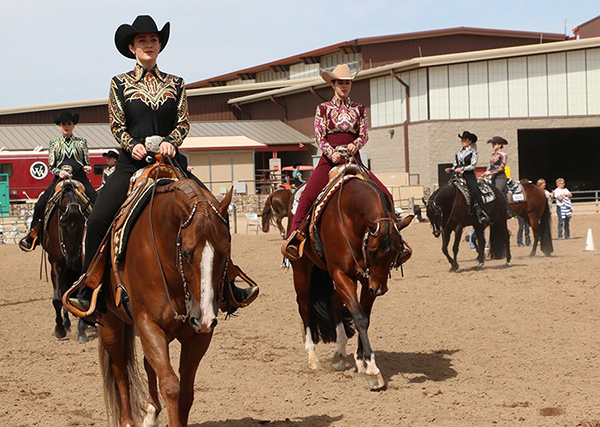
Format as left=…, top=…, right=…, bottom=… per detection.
left=289, top=132, right=393, bottom=233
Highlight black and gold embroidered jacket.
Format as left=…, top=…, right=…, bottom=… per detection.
left=108, top=63, right=190, bottom=156
left=48, top=136, right=91, bottom=176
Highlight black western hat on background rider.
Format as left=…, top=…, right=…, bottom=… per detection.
left=19, top=111, right=97, bottom=251
left=445, top=131, right=489, bottom=224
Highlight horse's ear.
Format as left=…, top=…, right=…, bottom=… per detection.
left=218, top=187, right=234, bottom=218
left=397, top=214, right=414, bottom=231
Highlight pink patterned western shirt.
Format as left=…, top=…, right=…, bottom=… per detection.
left=314, top=96, right=368, bottom=159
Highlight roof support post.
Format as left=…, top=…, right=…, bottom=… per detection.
left=269, top=96, right=287, bottom=122
left=310, top=87, right=327, bottom=102
left=233, top=102, right=251, bottom=119
left=390, top=70, right=410, bottom=174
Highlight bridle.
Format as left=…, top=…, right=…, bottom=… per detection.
left=335, top=147, right=406, bottom=279
left=147, top=156, right=230, bottom=323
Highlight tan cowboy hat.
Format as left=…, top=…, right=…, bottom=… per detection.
left=321, top=64, right=356, bottom=85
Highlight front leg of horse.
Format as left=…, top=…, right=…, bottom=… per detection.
left=177, top=333, right=214, bottom=426
left=142, top=357, right=161, bottom=427
left=77, top=319, right=89, bottom=343
left=277, top=217, right=286, bottom=240
left=334, top=272, right=384, bottom=391
left=474, top=226, right=486, bottom=268
left=138, top=319, right=183, bottom=427
left=51, top=272, right=67, bottom=339
left=452, top=226, right=464, bottom=268
left=441, top=230, right=458, bottom=272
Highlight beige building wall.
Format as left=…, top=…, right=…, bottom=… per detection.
left=187, top=150, right=256, bottom=195
left=369, top=116, right=600, bottom=192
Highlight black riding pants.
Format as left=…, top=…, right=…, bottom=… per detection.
left=31, top=174, right=97, bottom=229
left=82, top=152, right=208, bottom=271
left=463, top=171, right=486, bottom=211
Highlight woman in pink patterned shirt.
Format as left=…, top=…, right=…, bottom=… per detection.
left=283, top=64, right=392, bottom=259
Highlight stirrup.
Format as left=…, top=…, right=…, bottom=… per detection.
left=281, top=230, right=306, bottom=261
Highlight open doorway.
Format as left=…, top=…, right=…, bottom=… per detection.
left=518, top=127, right=600, bottom=192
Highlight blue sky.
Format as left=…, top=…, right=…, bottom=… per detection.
left=1, top=0, right=598, bottom=109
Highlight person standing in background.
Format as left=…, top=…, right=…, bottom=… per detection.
left=553, top=178, right=573, bottom=239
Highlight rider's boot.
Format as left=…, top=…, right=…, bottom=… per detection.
left=475, top=204, right=490, bottom=225
left=282, top=220, right=309, bottom=261
left=69, top=284, right=92, bottom=313
left=18, top=223, right=41, bottom=252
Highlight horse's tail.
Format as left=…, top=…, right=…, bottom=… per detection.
left=539, top=199, right=554, bottom=256
left=308, top=266, right=354, bottom=344
left=261, top=193, right=274, bottom=232
left=488, top=222, right=507, bottom=259
left=99, top=323, right=144, bottom=426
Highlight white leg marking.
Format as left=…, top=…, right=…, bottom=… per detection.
left=305, top=326, right=319, bottom=369
left=335, top=323, right=348, bottom=358
left=200, top=243, right=216, bottom=334
left=142, top=403, right=159, bottom=427
left=354, top=349, right=366, bottom=374
left=365, top=353, right=380, bottom=376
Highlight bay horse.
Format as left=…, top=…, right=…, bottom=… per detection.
left=509, top=182, right=553, bottom=256
left=426, top=181, right=511, bottom=271
left=44, top=181, right=91, bottom=342
left=261, top=187, right=292, bottom=238
left=288, top=176, right=413, bottom=391
left=95, top=177, right=233, bottom=427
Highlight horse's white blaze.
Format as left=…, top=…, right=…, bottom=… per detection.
left=142, top=403, right=158, bottom=427
left=335, top=323, right=348, bottom=357
left=365, top=353, right=380, bottom=376
left=354, top=350, right=366, bottom=374
left=199, top=243, right=216, bottom=333
left=305, top=326, right=319, bottom=369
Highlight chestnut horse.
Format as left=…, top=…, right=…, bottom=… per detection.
left=261, top=187, right=292, bottom=238
left=426, top=182, right=511, bottom=271
left=509, top=182, right=553, bottom=256
left=288, top=177, right=413, bottom=390
left=96, top=179, right=233, bottom=427
left=44, top=183, right=90, bottom=342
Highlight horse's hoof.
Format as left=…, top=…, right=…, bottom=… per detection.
left=54, top=327, right=67, bottom=339
left=77, top=334, right=89, bottom=343
left=331, top=353, right=346, bottom=371
left=449, top=266, right=458, bottom=273
left=308, top=356, right=320, bottom=370
left=476, top=262, right=484, bottom=269
left=366, top=372, right=386, bottom=391
left=505, top=262, right=511, bottom=267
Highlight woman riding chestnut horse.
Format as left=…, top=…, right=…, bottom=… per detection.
left=282, top=64, right=413, bottom=391
left=283, top=64, right=393, bottom=258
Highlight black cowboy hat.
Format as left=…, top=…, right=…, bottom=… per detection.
left=114, top=15, right=170, bottom=59
left=487, top=136, right=508, bottom=145
left=458, top=131, right=477, bottom=143
left=54, top=110, right=79, bottom=125
left=102, top=150, right=119, bottom=158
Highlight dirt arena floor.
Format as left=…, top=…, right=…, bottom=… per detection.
left=1, top=214, right=600, bottom=427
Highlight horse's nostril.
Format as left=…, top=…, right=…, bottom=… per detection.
left=210, top=318, right=218, bottom=329
left=190, top=317, right=200, bottom=328
left=369, top=288, right=377, bottom=296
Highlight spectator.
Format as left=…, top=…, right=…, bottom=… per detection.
left=291, top=164, right=305, bottom=187
left=517, top=216, right=531, bottom=247
left=553, top=178, right=573, bottom=239
left=536, top=178, right=552, bottom=214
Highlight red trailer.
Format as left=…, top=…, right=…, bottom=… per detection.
left=0, top=149, right=112, bottom=201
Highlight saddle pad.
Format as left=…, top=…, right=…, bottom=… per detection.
left=451, top=176, right=496, bottom=208
left=311, top=174, right=362, bottom=226
left=43, top=180, right=92, bottom=231
left=112, top=177, right=177, bottom=262
left=507, top=179, right=526, bottom=203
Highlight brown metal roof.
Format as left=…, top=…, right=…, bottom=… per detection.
left=186, top=26, right=567, bottom=89
left=0, top=120, right=311, bottom=151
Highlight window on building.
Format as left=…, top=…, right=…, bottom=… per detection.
left=0, top=163, right=13, bottom=178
